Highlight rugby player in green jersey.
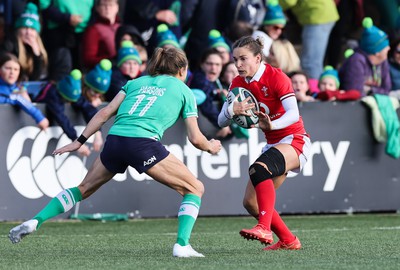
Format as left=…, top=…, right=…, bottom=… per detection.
left=9, top=47, right=222, bottom=258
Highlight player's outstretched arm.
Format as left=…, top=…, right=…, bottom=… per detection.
left=185, top=117, right=222, bottom=154
left=53, top=92, right=126, bottom=156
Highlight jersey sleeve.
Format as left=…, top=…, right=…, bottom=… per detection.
left=181, top=85, right=198, bottom=119
left=120, top=80, right=131, bottom=94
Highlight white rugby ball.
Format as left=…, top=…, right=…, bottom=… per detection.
left=226, top=87, right=259, bottom=128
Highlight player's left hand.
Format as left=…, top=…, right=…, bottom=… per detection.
left=253, top=111, right=273, bottom=131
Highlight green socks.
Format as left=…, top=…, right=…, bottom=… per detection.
left=33, top=187, right=82, bottom=228
left=176, top=194, right=201, bottom=246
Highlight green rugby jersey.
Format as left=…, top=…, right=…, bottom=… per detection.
left=108, top=75, right=198, bottom=140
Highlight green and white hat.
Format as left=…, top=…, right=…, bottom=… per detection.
left=15, top=2, right=41, bottom=33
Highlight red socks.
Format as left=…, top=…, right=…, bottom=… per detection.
left=271, top=209, right=295, bottom=243
left=255, top=180, right=296, bottom=242
left=255, top=180, right=275, bottom=230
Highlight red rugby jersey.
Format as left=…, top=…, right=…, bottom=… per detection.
left=230, top=63, right=307, bottom=144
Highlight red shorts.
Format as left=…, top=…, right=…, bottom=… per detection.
left=261, top=134, right=311, bottom=173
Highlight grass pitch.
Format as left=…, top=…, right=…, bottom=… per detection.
left=1, top=214, right=399, bottom=270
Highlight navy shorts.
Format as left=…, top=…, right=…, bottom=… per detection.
left=100, top=135, right=170, bottom=174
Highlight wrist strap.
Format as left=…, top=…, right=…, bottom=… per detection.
left=227, top=102, right=235, bottom=117
left=77, top=134, right=88, bottom=144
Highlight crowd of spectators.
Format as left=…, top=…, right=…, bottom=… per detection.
left=0, top=0, right=399, bottom=142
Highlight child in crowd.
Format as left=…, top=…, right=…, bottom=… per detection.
left=106, top=41, right=141, bottom=102
left=220, top=61, right=238, bottom=89
left=288, top=70, right=317, bottom=102
left=0, top=52, right=48, bottom=130
left=82, top=59, right=113, bottom=107
left=114, top=25, right=147, bottom=74
left=316, top=66, right=361, bottom=101
left=34, top=69, right=103, bottom=156
left=208, top=29, right=231, bottom=65
left=156, top=24, right=180, bottom=49
left=219, top=61, right=249, bottom=139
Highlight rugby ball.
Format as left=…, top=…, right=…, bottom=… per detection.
left=226, top=87, right=259, bottom=128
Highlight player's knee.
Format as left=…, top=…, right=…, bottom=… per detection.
left=249, top=163, right=272, bottom=187
left=187, top=179, right=204, bottom=197
left=196, top=180, right=205, bottom=197
left=249, top=147, right=286, bottom=187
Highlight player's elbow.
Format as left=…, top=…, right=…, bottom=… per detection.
left=188, top=135, right=203, bottom=148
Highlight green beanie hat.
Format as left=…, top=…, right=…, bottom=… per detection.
left=360, top=17, right=389, bottom=54
left=157, top=24, right=180, bottom=48
left=57, top=69, right=82, bottom=102
left=84, top=59, right=112, bottom=94
left=117, top=41, right=142, bottom=67
left=208, top=29, right=231, bottom=52
left=319, top=66, right=340, bottom=88
left=15, top=2, right=41, bottom=33
left=262, top=0, right=286, bottom=26
left=344, top=48, right=355, bottom=59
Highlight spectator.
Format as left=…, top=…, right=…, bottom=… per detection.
left=137, top=44, right=148, bottom=75
left=181, top=0, right=224, bottom=70
left=1, top=3, right=48, bottom=81
left=325, top=0, right=364, bottom=69
left=208, top=29, right=231, bottom=65
left=82, top=58, right=112, bottom=107
left=82, top=0, right=120, bottom=70
left=252, top=0, right=286, bottom=58
left=40, top=0, right=94, bottom=70
left=114, top=24, right=147, bottom=74
left=188, top=48, right=232, bottom=139
left=339, top=18, right=391, bottom=97
left=389, top=37, right=400, bottom=92
left=267, top=39, right=300, bottom=74
left=280, top=0, right=339, bottom=92
left=316, top=65, right=361, bottom=101
left=123, top=0, right=182, bottom=56
left=0, top=52, right=48, bottom=130
left=156, top=24, right=180, bottom=49
left=219, top=60, right=249, bottom=139
left=288, top=70, right=316, bottom=102
left=114, top=24, right=145, bottom=51
left=34, top=69, right=103, bottom=156
left=105, top=41, right=142, bottom=102
left=220, top=61, right=238, bottom=89
left=225, top=20, right=254, bottom=45
left=0, top=0, right=26, bottom=41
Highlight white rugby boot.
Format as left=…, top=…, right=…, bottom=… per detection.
left=172, top=243, right=205, bottom=258
left=9, top=219, right=38, bottom=244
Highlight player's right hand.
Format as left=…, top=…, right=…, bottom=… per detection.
left=208, top=139, right=222, bottom=155
left=53, top=141, right=90, bottom=156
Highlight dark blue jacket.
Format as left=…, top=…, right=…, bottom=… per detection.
left=35, top=83, right=98, bottom=140
left=188, top=70, right=221, bottom=128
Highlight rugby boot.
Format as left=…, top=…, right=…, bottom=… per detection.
left=9, top=219, right=38, bottom=244
left=263, top=236, right=301, bottom=250
left=173, top=243, right=205, bottom=258
left=239, top=224, right=273, bottom=245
